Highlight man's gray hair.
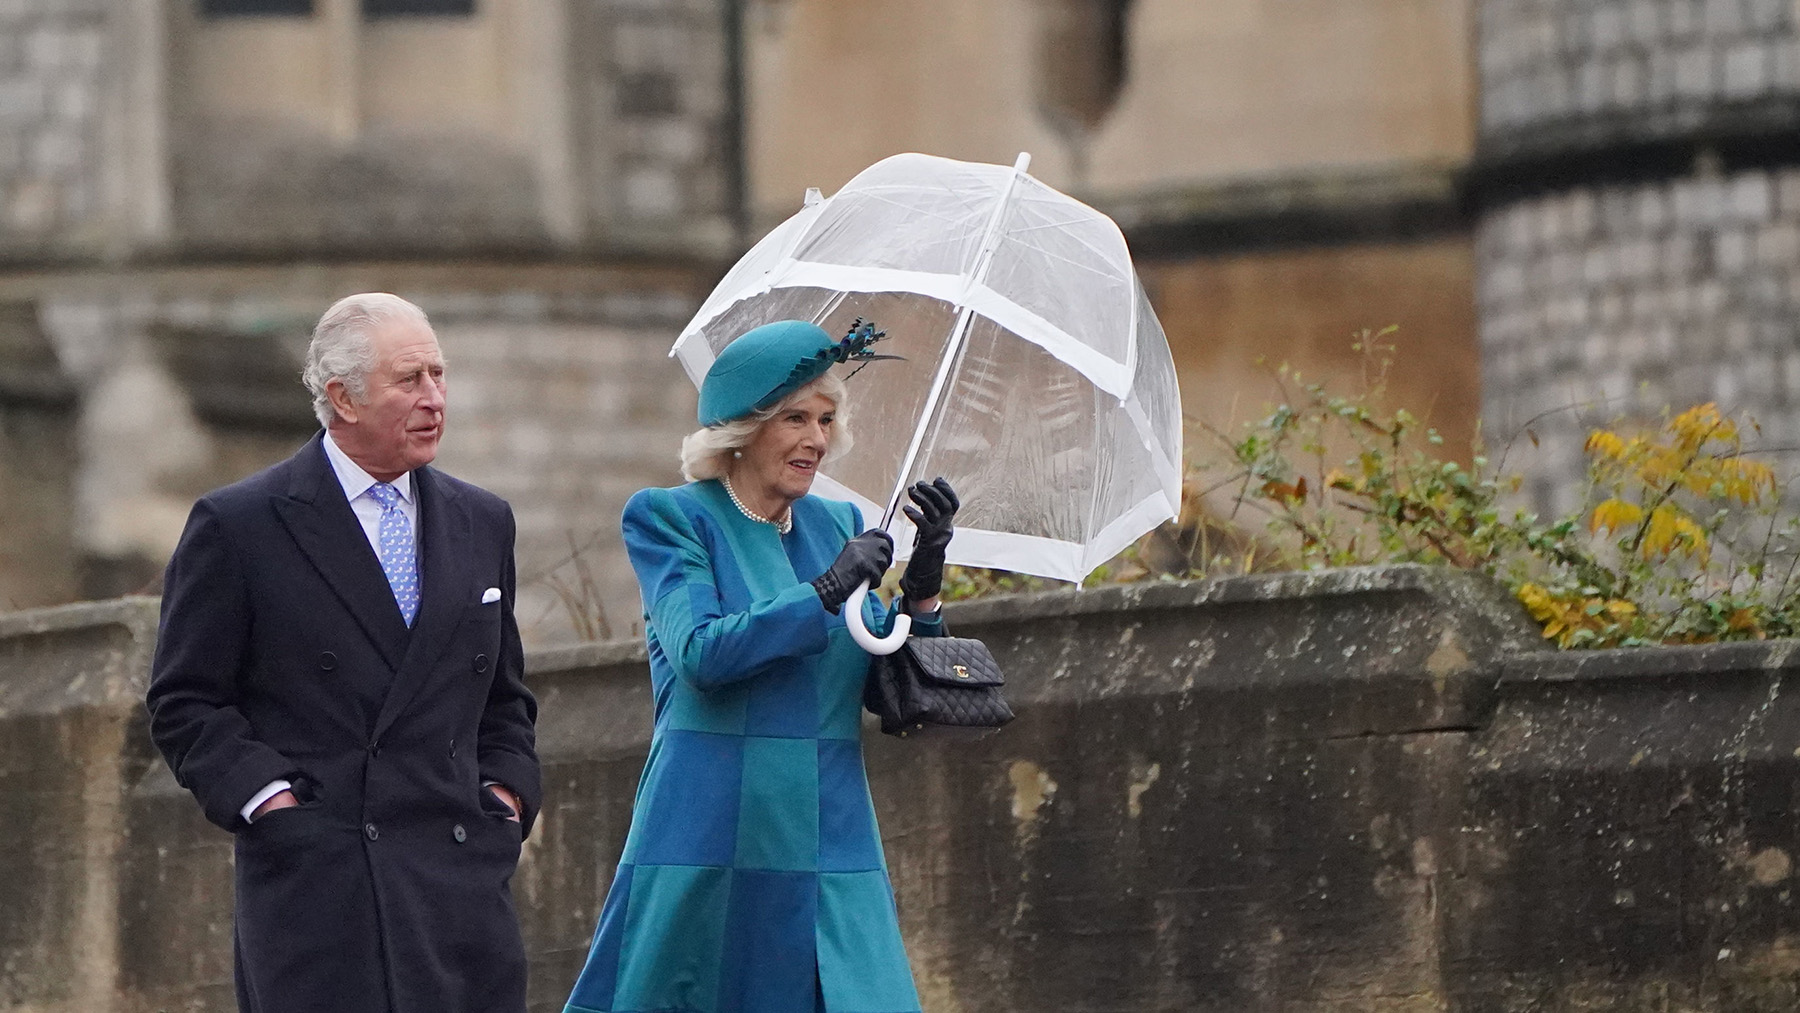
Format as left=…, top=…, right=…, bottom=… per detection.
left=302, top=293, right=434, bottom=427
left=679, top=372, right=853, bottom=482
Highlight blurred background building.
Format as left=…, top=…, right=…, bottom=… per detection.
left=1, top=0, right=1790, bottom=643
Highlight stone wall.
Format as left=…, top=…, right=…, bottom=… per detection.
left=0, top=0, right=735, bottom=262
left=1477, top=167, right=1800, bottom=515
left=0, top=263, right=710, bottom=638
left=12, top=566, right=1800, bottom=1010
left=166, top=0, right=733, bottom=258
left=746, top=0, right=1476, bottom=216
left=0, top=0, right=108, bottom=254
left=1474, top=0, right=1800, bottom=514
left=573, top=0, right=735, bottom=253
left=1479, top=0, right=1800, bottom=151
left=0, top=300, right=77, bottom=610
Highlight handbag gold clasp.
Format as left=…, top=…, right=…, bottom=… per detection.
left=953, top=664, right=970, bottom=679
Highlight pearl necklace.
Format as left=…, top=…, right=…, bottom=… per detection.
left=722, top=475, right=793, bottom=534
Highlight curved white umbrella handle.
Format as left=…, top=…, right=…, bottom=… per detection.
left=845, top=580, right=910, bottom=655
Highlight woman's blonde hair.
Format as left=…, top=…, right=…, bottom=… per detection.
left=680, top=372, right=853, bottom=482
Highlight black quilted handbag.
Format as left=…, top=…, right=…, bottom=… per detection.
left=863, top=634, right=1014, bottom=738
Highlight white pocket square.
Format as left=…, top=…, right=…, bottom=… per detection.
left=481, top=587, right=501, bottom=604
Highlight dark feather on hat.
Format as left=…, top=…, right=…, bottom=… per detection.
left=780, top=317, right=904, bottom=389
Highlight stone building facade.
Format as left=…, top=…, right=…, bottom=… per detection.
left=40, top=3, right=1800, bottom=630
left=0, top=0, right=1500, bottom=640
left=1475, top=0, right=1800, bottom=514
left=749, top=0, right=1487, bottom=453
left=0, top=0, right=111, bottom=253
left=0, top=0, right=730, bottom=637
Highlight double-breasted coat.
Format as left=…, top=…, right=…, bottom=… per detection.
left=563, top=481, right=929, bottom=1013
left=146, top=434, right=541, bottom=1013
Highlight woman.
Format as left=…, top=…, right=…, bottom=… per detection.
left=563, top=319, right=959, bottom=1013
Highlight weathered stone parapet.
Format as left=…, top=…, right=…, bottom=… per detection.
left=1452, top=639, right=1800, bottom=1009
left=15, top=567, right=1800, bottom=1010
left=0, top=596, right=158, bottom=1013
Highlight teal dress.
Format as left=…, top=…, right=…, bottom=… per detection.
left=563, top=480, right=930, bottom=1013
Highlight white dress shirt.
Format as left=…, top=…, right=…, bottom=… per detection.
left=241, top=433, right=418, bottom=823
left=321, top=430, right=417, bottom=558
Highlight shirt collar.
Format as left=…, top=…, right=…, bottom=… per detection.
left=321, top=431, right=413, bottom=504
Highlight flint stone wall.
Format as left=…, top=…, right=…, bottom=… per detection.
left=1478, top=0, right=1800, bottom=154
left=1474, top=0, right=1800, bottom=516
left=1475, top=166, right=1800, bottom=517
left=8, top=564, right=1800, bottom=1010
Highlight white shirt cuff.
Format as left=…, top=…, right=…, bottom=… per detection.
left=241, top=779, right=292, bottom=823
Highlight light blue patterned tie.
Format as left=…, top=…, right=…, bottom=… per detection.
left=367, top=482, right=419, bottom=626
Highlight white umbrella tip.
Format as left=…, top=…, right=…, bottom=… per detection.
left=802, top=187, right=824, bottom=208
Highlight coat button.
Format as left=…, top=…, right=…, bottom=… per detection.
left=319, top=651, right=337, bottom=671
left=448, top=739, right=457, bottom=758
left=453, top=824, right=467, bottom=843
left=364, top=822, right=379, bottom=842
left=367, top=740, right=380, bottom=757
left=473, top=654, right=489, bottom=673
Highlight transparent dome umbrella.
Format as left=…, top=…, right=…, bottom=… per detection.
left=672, top=152, right=1182, bottom=642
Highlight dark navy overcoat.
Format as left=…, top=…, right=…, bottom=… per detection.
left=146, top=433, right=541, bottom=1013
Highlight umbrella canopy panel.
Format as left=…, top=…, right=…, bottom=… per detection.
left=671, top=153, right=1183, bottom=584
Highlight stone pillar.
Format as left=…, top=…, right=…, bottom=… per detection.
left=0, top=301, right=77, bottom=611
left=0, top=598, right=159, bottom=1013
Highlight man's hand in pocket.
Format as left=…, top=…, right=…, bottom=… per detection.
left=250, top=789, right=300, bottom=821
left=488, top=784, right=522, bottom=822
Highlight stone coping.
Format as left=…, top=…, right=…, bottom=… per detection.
left=524, top=563, right=1552, bottom=679
left=0, top=594, right=158, bottom=641
left=1499, top=637, right=1800, bottom=685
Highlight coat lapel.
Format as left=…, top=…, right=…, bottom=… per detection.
left=272, top=435, right=409, bottom=671
left=371, top=464, right=471, bottom=741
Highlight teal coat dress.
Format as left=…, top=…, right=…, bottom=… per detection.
left=563, top=480, right=929, bottom=1013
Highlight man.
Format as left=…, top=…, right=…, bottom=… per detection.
left=146, top=293, right=541, bottom=1013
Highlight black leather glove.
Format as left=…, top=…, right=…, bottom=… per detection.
left=898, top=478, right=959, bottom=604
left=811, top=529, right=894, bottom=614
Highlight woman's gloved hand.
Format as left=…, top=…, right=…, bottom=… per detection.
left=899, top=478, right=959, bottom=604
left=811, top=529, right=894, bottom=614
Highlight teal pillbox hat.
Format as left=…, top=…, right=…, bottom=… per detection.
left=697, top=320, right=837, bottom=427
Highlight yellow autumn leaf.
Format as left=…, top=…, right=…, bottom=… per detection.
left=1681, top=469, right=1718, bottom=497
left=1670, top=403, right=1724, bottom=449
left=1674, top=514, right=1710, bottom=563
left=1640, top=505, right=1708, bottom=561
left=1589, top=498, right=1644, bottom=534
left=1636, top=455, right=1677, bottom=488
left=1585, top=430, right=1628, bottom=460
left=1725, top=459, right=1775, bottom=505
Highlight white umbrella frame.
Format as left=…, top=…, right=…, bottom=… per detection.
left=673, top=153, right=1181, bottom=652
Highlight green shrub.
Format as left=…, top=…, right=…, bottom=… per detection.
left=948, top=335, right=1800, bottom=649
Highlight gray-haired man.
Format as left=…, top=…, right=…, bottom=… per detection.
left=146, top=293, right=540, bottom=1013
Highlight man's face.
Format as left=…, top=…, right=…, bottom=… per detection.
left=328, top=317, right=446, bottom=480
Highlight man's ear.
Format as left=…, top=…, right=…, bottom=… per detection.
left=326, top=380, right=359, bottom=425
